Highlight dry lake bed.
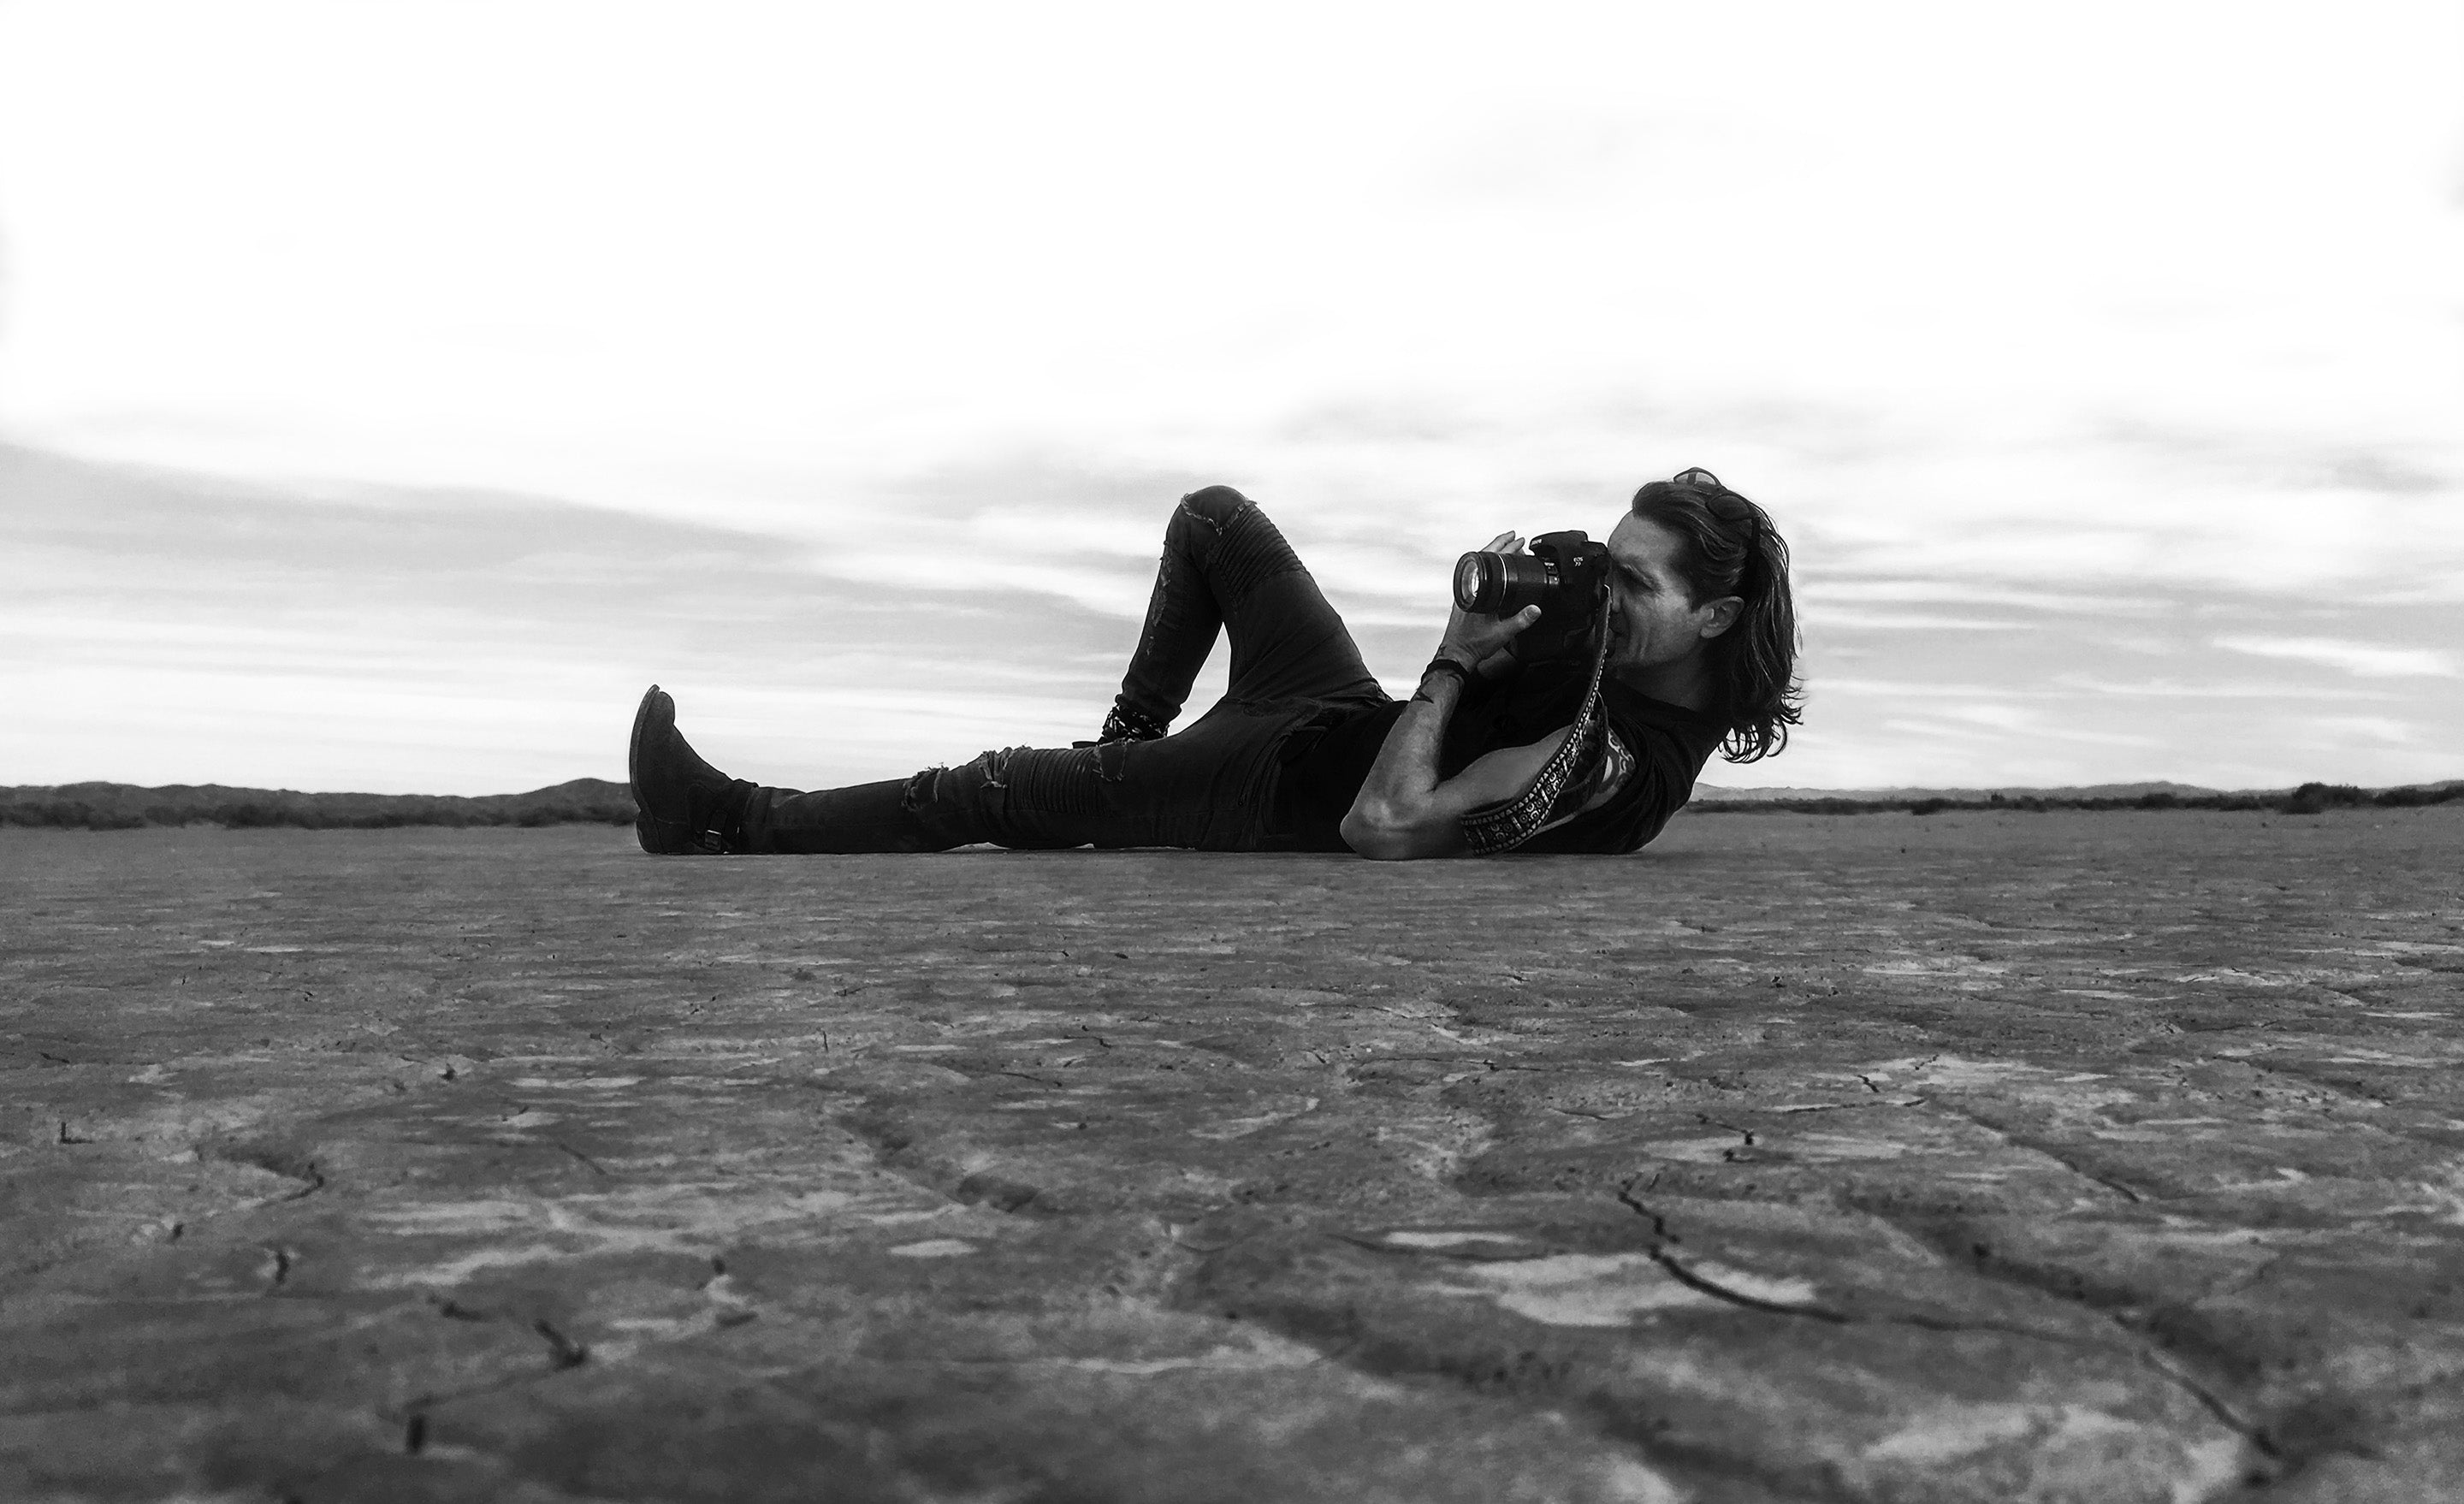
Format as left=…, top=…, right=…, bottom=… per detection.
left=4, top=808, right=2462, bottom=1503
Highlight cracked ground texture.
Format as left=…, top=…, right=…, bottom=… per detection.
left=3, top=807, right=2461, bottom=1503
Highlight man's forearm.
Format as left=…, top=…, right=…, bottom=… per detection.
left=1341, top=574, right=1547, bottom=859
left=1339, top=662, right=1474, bottom=859
left=1354, top=666, right=1464, bottom=813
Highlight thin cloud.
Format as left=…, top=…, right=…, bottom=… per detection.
left=2049, top=673, right=2397, bottom=702
left=810, top=550, right=1157, bottom=619
left=1880, top=714, right=2159, bottom=750
left=1881, top=717, right=2005, bottom=743
left=1815, top=611, right=2031, bottom=632
left=1818, top=678, right=2054, bottom=700
left=1277, top=396, right=1499, bottom=447
left=2303, top=716, right=2418, bottom=744
left=1797, top=579, right=2162, bottom=614
left=1937, top=703, right=2036, bottom=731
left=2213, top=636, right=2458, bottom=678
left=2101, top=418, right=2454, bottom=495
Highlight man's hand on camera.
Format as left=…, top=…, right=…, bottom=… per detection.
left=1436, top=531, right=1541, bottom=679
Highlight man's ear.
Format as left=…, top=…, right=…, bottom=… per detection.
left=1697, top=595, right=1744, bottom=640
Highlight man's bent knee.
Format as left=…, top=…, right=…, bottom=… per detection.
left=1177, top=484, right=1253, bottom=526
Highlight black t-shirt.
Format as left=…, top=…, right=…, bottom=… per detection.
left=1273, top=664, right=1729, bottom=854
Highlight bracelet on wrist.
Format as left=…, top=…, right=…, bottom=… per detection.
left=1421, top=654, right=1474, bottom=688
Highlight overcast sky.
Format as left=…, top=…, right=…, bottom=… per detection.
left=3, top=0, right=2459, bottom=795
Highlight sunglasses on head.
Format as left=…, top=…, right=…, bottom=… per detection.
left=1669, top=467, right=1760, bottom=534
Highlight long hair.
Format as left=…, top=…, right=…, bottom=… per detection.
left=1629, top=475, right=1803, bottom=761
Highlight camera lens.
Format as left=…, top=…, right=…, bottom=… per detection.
left=1512, top=561, right=1558, bottom=612
left=1454, top=553, right=1502, bottom=613
left=1454, top=551, right=1561, bottom=614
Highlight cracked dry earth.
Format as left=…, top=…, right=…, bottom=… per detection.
left=3, top=809, right=2462, bottom=1504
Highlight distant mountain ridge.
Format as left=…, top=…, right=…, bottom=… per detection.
left=0, top=779, right=635, bottom=831
left=1692, top=778, right=2464, bottom=816
left=1696, top=780, right=2230, bottom=802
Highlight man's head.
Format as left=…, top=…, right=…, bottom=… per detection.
left=1609, top=468, right=1802, bottom=761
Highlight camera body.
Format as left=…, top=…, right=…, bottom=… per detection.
left=1452, top=530, right=1609, bottom=662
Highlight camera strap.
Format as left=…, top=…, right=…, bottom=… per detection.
left=1458, top=596, right=1614, bottom=856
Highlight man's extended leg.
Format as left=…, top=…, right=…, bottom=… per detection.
left=646, top=486, right=1386, bottom=855
left=739, top=708, right=1301, bottom=855
left=1108, top=485, right=1385, bottom=737
left=649, top=687, right=1336, bottom=856
left=753, top=716, right=1299, bottom=853
left=631, top=684, right=953, bottom=855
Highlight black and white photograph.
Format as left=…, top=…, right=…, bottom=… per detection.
left=3, top=2, right=2460, bottom=1498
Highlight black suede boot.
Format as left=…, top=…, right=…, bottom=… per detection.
left=627, top=685, right=755, bottom=855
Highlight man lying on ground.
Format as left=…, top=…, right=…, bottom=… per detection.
left=628, top=468, right=1799, bottom=860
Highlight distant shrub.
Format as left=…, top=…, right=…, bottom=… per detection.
left=2279, top=782, right=2369, bottom=815
left=2375, top=785, right=2464, bottom=808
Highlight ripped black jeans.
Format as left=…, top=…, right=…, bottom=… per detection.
left=736, top=486, right=1390, bottom=853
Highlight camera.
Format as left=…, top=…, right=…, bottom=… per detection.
left=1452, top=530, right=1609, bottom=661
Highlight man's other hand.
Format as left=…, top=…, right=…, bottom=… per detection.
left=1438, top=531, right=1541, bottom=678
